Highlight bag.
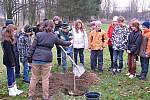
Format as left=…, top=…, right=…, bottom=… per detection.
left=139, top=36, right=149, bottom=57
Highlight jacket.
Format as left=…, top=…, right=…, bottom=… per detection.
left=28, top=31, right=71, bottom=63
left=112, top=25, right=130, bottom=50
left=142, top=29, right=150, bottom=56
left=2, top=40, right=15, bottom=67
left=89, top=30, right=108, bottom=50
left=107, top=23, right=115, bottom=46
left=72, top=28, right=88, bottom=49
left=18, top=32, right=32, bottom=63
left=127, top=30, right=142, bottom=55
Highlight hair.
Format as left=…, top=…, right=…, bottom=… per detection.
left=3, top=24, right=15, bottom=43
left=117, top=16, right=125, bottom=22
left=132, top=21, right=141, bottom=31
left=43, top=20, right=55, bottom=32
left=74, top=19, right=84, bottom=33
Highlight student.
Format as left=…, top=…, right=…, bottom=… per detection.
left=89, top=21, right=108, bottom=72
left=107, top=16, right=118, bottom=71
left=126, top=21, right=142, bottom=78
left=28, top=20, right=71, bottom=100
left=72, top=19, right=88, bottom=65
left=59, top=21, right=73, bottom=72
left=2, top=24, right=23, bottom=96
left=18, top=25, right=33, bottom=83
left=138, top=21, right=150, bottom=80
left=112, top=16, right=130, bottom=74
left=53, top=16, right=62, bottom=66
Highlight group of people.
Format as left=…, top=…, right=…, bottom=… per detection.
left=0, top=15, right=150, bottom=100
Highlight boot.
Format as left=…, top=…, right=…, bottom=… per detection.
left=14, top=84, right=23, bottom=95
left=8, top=87, right=17, bottom=96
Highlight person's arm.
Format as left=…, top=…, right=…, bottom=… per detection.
left=88, top=31, right=92, bottom=49
left=102, top=31, right=108, bottom=48
left=84, top=31, right=88, bottom=49
left=3, top=41, right=15, bottom=65
left=55, top=35, right=71, bottom=46
left=27, top=36, right=38, bottom=63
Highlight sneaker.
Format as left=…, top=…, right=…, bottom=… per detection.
left=138, top=75, right=146, bottom=80
left=126, top=73, right=130, bottom=76
left=23, top=80, right=30, bottom=84
left=117, top=69, right=121, bottom=73
left=112, top=69, right=116, bottom=75
left=129, top=74, right=136, bottom=79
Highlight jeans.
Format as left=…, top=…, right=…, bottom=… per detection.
left=56, top=45, right=61, bottom=65
left=140, top=57, right=149, bottom=77
left=22, top=62, right=30, bottom=81
left=62, top=49, right=73, bottom=71
left=113, top=50, right=124, bottom=70
left=74, top=48, right=84, bottom=65
left=108, top=46, right=113, bottom=68
left=6, top=66, right=15, bottom=88
left=90, top=50, right=103, bottom=71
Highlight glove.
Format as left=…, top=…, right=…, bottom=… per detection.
left=27, top=57, right=32, bottom=63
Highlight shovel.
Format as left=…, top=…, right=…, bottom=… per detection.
left=59, top=45, right=85, bottom=95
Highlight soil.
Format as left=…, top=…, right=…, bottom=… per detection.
left=35, top=72, right=99, bottom=97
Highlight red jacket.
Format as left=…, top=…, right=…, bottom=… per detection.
left=107, top=23, right=115, bottom=46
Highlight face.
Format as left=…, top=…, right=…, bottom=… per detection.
left=95, top=24, right=102, bottom=31
left=26, top=32, right=32, bottom=36
left=131, top=26, right=137, bottom=31
left=142, top=26, right=148, bottom=31
left=113, top=21, right=118, bottom=25
left=118, top=21, right=124, bottom=26
left=62, top=28, right=68, bottom=33
left=54, top=20, right=59, bottom=24
left=77, top=22, right=82, bottom=28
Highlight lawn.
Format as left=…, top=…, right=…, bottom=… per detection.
left=0, top=24, right=150, bottom=100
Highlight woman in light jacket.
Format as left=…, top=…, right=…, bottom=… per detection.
left=72, top=19, right=88, bottom=65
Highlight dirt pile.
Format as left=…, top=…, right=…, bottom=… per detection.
left=35, top=72, right=99, bottom=97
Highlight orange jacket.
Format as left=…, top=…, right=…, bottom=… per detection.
left=143, top=29, right=150, bottom=56
left=89, top=30, right=108, bottom=50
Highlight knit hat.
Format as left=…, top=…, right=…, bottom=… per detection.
left=5, top=19, right=14, bottom=26
left=142, top=21, right=150, bottom=29
left=24, top=25, right=33, bottom=33
left=112, top=16, right=118, bottom=22
left=62, top=21, right=69, bottom=29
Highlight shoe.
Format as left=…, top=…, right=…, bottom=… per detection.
left=138, top=75, right=146, bottom=80
left=129, top=74, right=136, bottom=79
left=28, top=96, right=33, bottom=100
left=23, top=80, right=30, bottom=84
left=126, top=73, right=130, bottom=76
left=108, top=67, right=112, bottom=71
left=97, top=69, right=103, bottom=73
left=15, top=74, right=21, bottom=78
left=8, top=87, right=17, bottom=96
left=112, top=69, right=116, bottom=75
left=117, top=69, right=121, bottom=73
left=14, top=84, right=23, bottom=95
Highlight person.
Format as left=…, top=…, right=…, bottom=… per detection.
left=89, top=21, right=108, bottom=72
left=107, top=16, right=118, bottom=71
left=59, top=21, right=73, bottom=72
left=28, top=20, right=72, bottom=100
left=126, top=21, right=142, bottom=79
left=72, top=19, right=88, bottom=65
left=138, top=21, right=150, bottom=80
left=53, top=16, right=62, bottom=66
left=112, top=16, right=130, bottom=74
left=2, top=24, right=23, bottom=96
left=17, top=25, right=33, bottom=83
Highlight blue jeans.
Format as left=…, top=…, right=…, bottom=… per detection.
left=62, top=49, right=73, bottom=71
left=22, top=62, right=30, bottom=81
left=6, top=66, right=15, bottom=88
left=113, top=50, right=124, bottom=69
left=90, top=50, right=103, bottom=71
left=74, top=48, right=84, bottom=65
left=140, top=57, right=149, bottom=77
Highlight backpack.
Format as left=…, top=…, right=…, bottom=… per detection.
left=139, top=36, right=149, bottom=57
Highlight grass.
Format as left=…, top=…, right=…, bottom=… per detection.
left=0, top=24, right=150, bottom=100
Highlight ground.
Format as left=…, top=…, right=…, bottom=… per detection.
left=0, top=24, right=150, bottom=100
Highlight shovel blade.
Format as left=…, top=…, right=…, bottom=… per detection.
left=73, top=65, right=85, bottom=77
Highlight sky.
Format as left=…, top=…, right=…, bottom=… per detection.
left=110, top=0, right=150, bottom=11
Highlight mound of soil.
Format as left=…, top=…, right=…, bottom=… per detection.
left=35, top=72, right=99, bottom=97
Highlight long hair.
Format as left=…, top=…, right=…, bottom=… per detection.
left=43, top=20, right=55, bottom=33
left=74, top=19, right=84, bottom=33
left=132, top=21, right=141, bottom=31
left=3, top=24, right=15, bottom=43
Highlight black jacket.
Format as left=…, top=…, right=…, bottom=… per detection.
left=2, top=40, right=15, bottom=67
left=28, top=31, right=71, bottom=63
left=127, top=31, right=142, bottom=55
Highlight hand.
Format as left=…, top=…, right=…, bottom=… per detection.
left=70, top=40, right=74, bottom=44
left=127, top=50, right=131, bottom=53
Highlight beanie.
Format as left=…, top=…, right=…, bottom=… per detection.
left=112, top=16, right=118, bottom=22
left=5, top=19, right=14, bottom=26
left=142, top=21, right=150, bottom=29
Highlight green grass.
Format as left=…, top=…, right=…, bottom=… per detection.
left=0, top=24, right=150, bottom=100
